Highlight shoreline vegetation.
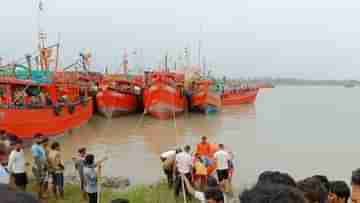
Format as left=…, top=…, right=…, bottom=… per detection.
left=235, top=77, right=360, bottom=86
left=28, top=180, right=233, bottom=203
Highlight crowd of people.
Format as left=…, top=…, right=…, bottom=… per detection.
left=0, top=131, right=128, bottom=203
left=160, top=136, right=234, bottom=203
left=1, top=131, right=360, bottom=203
left=160, top=135, right=360, bottom=203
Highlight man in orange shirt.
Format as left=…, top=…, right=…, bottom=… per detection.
left=196, top=136, right=211, bottom=166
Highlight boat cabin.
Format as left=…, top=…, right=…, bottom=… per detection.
left=0, top=76, right=88, bottom=108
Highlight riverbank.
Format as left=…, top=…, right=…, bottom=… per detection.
left=27, top=181, right=206, bottom=203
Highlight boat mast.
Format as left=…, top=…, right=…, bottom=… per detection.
left=122, top=49, right=128, bottom=76
left=202, top=56, right=207, bottom=77
left=165, top=52, right=168, bottom=72
left=55, top=33, right=60, bottom=72
left=198, top=25, right=203, bottom=75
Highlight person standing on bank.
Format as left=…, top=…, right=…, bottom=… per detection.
left=48, top=142, right=65, bottom=199
left=160, top=148, right=180, bottom=188
left=83, top=154, right=107, bottom=203
left=7, top=139, right=27, bottom=191
left=73, top=147, right=87, bottom=200
left=31, top=134, right=48, bottom=199
left=173, top=145, right=193, bottom=198
left=214, top=144, right=231, bottom=192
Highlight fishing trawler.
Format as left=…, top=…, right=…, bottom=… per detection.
left=222, top=87, right=259, bottom=106
left=143, top=70, right=186, bottom=119
left=96, top=51, right=142, bottom=118
left=143, top=54, right=186, bottom=119
left=96, top=78, right=142, bottom=118
left=0, top=4, right=93, bottom=139
left=190, top=79, right=222, bottom=114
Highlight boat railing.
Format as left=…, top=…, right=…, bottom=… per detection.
left=0, top=96, right=90, bottom=110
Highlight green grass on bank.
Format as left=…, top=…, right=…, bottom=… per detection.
left=28, top=181, right=199, bottom=203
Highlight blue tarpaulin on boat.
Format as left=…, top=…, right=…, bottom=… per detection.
left=14, top=65, right=53, bottom=83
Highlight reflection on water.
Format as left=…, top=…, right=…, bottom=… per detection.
left=40, top=87, right=360, bottom=188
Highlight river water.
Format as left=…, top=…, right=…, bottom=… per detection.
left=52, top=86, right=360, bottom=189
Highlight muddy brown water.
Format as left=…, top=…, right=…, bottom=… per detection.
left=26, top=86, right=360, bottom=190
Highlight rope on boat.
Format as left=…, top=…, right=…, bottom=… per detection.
left=97, top=111, right=113, bottom=203
left=171, top=91, right=187, bottom=203
left=172, top=92, right=178, bottom=139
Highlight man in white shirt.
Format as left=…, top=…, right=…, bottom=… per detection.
left=160, top=149, right=179, bottom=188
left=173, top=145, right=192, bottom=198
left=214, top=144, right=230, bottom=184
left=7, top=140, right=27, bottom=191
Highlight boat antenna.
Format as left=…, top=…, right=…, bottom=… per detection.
left=122, top=49, right=128, bottom=76
left=165, top=52, right=168, bottom=72
left=55, top=32, right=61, bottom=72
left=25, top=54, right=32, bottom=79
left=198, top=25, right=203, bottom=74
left=184, top=47, right=189, bottom=71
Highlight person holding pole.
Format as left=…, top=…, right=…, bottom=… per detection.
left=173, top=145, right=192, bottom=199
left=182, top=174, right=225, bottom=203
left=83, top=154, right=107, bottom=203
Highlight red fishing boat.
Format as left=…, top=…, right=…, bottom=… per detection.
left=0, top=77, right=93, bottom=139
left=190, top=80, right=222, bottom=114
left=222, top=87, right=259, bottom=106
left=143, top=71, right=186, bottom=119
left=96, top=78, right=141, bottom=118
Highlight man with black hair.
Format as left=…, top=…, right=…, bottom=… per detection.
left=31, top=134, right=47, bottom=199
left=240, top=183, right=307, bottom=203
left=312, top=175, right=330, bottom=192
left=48, top=141, right=65, bottom=199
left=297, top=177, right=328, bottom=203
left=351, top=168, right=360, bottom=203
left=182, top=174, right=226, bottom=203
left=257, top=170, right=296, bottom=187
left=205, top=188, right=224, bottom=203
left=214, top=144, right=230, bottom=183
left=328, top=181, right=350, bottom=203
left=73, top=147, right=87, bottom=200
left=7, top=139, right=27, bottom=191
left=173, top=145, right=192, bottom=197
left=160, top=148, right=179, bottom=188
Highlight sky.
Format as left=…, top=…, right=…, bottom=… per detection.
left=1, top=0, right=360, bottom=79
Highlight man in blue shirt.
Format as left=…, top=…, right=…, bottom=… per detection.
left=31, top=134, right=47, bottom=199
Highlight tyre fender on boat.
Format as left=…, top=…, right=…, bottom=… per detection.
left=80, top=96, right=88, bottom=106
left=68, top=104, right=75, bottom=114
left=54, top=104, right=62, bottom=116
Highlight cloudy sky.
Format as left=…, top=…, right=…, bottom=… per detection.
left=1, top=0, right=360, bottom=79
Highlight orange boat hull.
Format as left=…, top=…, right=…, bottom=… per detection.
left=0, top=98, right=93, bottom=139
left=222, top=89, right=259, bottom=106
left=143, top=84, right=186, bottom=119
left=96, top=90, right=138, bottom=118
left=192, top=91, right=222, bottom=113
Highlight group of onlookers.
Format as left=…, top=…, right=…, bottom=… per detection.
left=239, top=171, right=359, bottom=203
left=2, top=132, right=360, bottom=203
left=0, top=133, right=65, bottom=200
left=161, top=136, right=360, bottom=203
left=0, top=131, right=126, bottom=203
left=160, top=136, right=234, bottom=203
